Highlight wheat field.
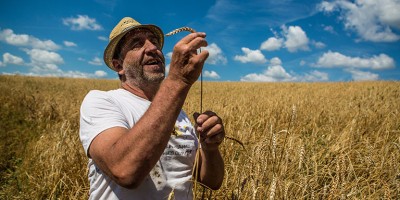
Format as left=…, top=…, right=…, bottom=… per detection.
left=0, top=75, right=399, bottom=199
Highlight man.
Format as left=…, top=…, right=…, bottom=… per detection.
left=79, top=17, right=225, bottom=199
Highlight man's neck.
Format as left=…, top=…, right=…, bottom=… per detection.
left=121, top=81, right=160, bottom=101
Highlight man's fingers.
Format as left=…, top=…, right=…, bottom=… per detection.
left=178, top=32, right=206, bottom=45
left=197, top=115, right=221, bottom=132
left=175, top=33, right=207, bottom=55
left=193, top=112, right=200, bottom=123
left=202, top=123, right=224, bottom=138
left=195, top=110, right=216, bottom=124
left=204, top=132, right=225, bottom=144
left=194, top=110, right=224, bottom=142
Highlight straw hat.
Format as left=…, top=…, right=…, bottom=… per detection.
left=103, top=17, right=164, bottom=71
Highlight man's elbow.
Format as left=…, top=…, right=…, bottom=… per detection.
left=111, top=168, right=146, bottom=189
left=199, top=177, right=223, bottom=190
left=114, top=178, right=141, bottom=189
left=207, top=181, right=223, bottom=190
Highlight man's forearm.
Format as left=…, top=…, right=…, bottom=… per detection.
left=198, top=149, right=225, bottom=190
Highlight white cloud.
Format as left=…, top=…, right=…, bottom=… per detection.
left=241, top=73, right=276, bottom=82
left=4, top=68, right=110, bottom=79
left=1, top=50, right=107, bottom=79
left=241, top=57, right=329, bottom=82
left=261, top=26, right=311, bottom=52
left=203, top=43, right=227, bottom=65
left=301, top=70, right=329, bottom=82
left=88, top=57, right=103, bottom=66
left=2, top=53, right=24, bottom=66
left=316, top=51, right=395, bottom=69
left=64, top=41, right=77, bottom=47
left=24, top=49, right=64, bottom=73
left=19, top=70, right=108, bottom=79
left=166, top=52, right=173, bottom=60
left=312, top=41, right=326, bottom=49
left=0, top=29, right=60, bottom=50
left=323, top=25, right=336, bottom=34
left=234, top=47, right=267, bottom=64
left=265, top=66, right=292, bottom=80
left=269, top=57, right=282, bottom=66
left=165, top=64, right=170, bottom=74
left=240, top=62, right=292, bottom=82
left=282, top=25, right=310, bottom=52
left=98, top=36, right=108, bottom=41
left=260, top=37, right=283, bottom=51
left=63, top=15, right=103, bottom=31
left=346, top=69, right=379, bottom=81
left=318, top=0, right=400, bottom=42
left=95, top=70, right=107, bottom=77
left=319, top=1, right=337, bottom=12
left=203, top=70, right=220, bottom=79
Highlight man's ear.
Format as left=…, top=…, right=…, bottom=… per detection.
left=112, top=59, right=124, bottom=74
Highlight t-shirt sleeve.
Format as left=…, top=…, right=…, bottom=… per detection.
left=79, top=90, right=129, bottom=156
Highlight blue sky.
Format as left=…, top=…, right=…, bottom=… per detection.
left=0, top=0, right=399, bottom=82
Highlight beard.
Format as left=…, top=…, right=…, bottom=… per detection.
left=124, top=61, right=165, bottom=87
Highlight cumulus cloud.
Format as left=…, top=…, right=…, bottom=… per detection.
left=282, top=25, right=310, bottom=52
left=98, top=36, right=108, bottom=41
left=260, top=25, right=315, bottom=52
left=323, top=25, right=337, bottom=34
left=260, top=37, right=283, bottom=51
left=166, top=52, right=173, bottom=60
left=316, top=51, right=395, bottom=69
left=1, top=53, right=24, bottom=66
left=0, top=28, right=60, bottom=50
left=4, top=62, right=109, bottom=78
left=241, top=57, right=329, bottom=82
left=63, top=15, right=103, bottom=31
left=203, top=70, right=221, bottom=79
left=23, top=49, right=64, bottom=73
left=95, top=70, right=107, bottom=77
left=269, top=57, right=282, bottom=66
left=203, top=43, right=227, bottom=65
left=234, top=47, right=267, bottom=64
left=19, top=70, right=109, bottom=79
left=318, top=0, right=400, bottom=42
left=312, top=41, right=326, bottom=49
left=346, top=69, right=379, bottom=81
left=88, top=57, right=103, bottom=66
left=64, top=41, right=77, bottom=47
left=301, top=70, right=329, bottom=82
left=165, top=64, right=170, bottom=74
left=0, top=29, right=106, bottom=78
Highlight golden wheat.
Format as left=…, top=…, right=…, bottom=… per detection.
left=1, top=75, right=399, bottom=199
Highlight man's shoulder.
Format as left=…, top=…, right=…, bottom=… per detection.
left=81, top=89, right=120, bottom=108
left=82, top=89, right=149, bottom=109
left=84, top=89, right=124, bottom=99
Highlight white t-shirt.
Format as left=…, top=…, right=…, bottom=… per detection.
left=79, top=89, right=198, bottom=200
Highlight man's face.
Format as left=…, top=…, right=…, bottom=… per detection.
left=118, top=29, right=165, bottom=85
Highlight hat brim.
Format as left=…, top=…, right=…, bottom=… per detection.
left=103, top=24, right=164, bottom=71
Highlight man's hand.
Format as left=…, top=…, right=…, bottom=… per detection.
left=168, top=32, right=209, bottom=86
left=193, top=111, right=225, bottom=151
